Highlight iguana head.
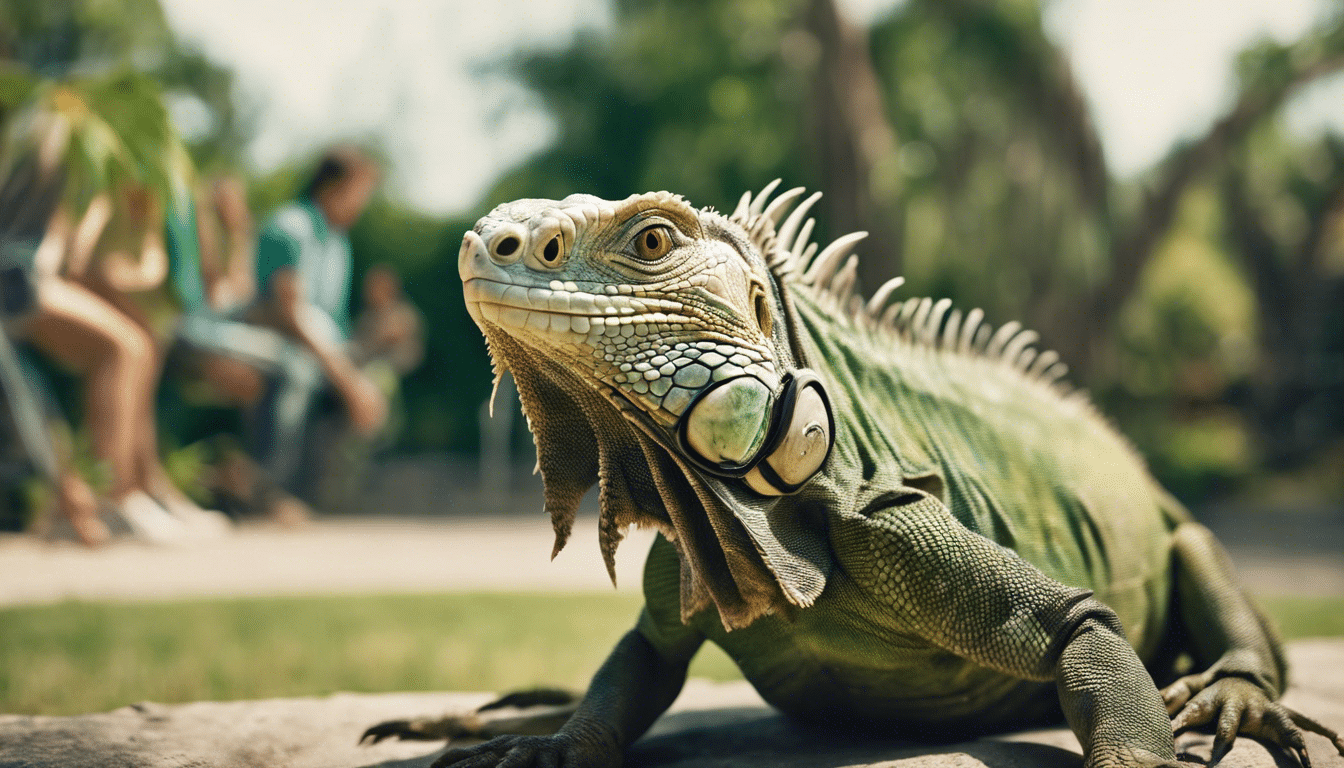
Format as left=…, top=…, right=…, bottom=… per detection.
left=460, top=185, right=839, bottom=629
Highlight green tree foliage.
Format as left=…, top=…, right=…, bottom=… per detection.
left=0, top=0, right=248, bottom=173
left=1220, top=128, right=1344, bottom=470
left=487, top=0, right=815, bottom=216
left=486, top=0, right=1344, bottom=497
left=0, top=0, right=170, bottom=75
left=868, top=0, right=1111, bottom=337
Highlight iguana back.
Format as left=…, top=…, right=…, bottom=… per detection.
left=789, top=288, right=1180, bottom=659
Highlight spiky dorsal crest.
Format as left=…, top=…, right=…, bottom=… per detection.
left=720, top=180, right=1074, bottom=393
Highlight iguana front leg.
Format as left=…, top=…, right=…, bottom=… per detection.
left=431, top=624, right=700, bottom=768
left=848, top=495, right=1193, bottom=768
left=1162, top=522, right=1344, bottom=766
left=1054, top=612, right=1190, bottom=767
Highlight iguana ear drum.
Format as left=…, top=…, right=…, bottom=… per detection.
left=677, top=370, right=835, bottom=496
left=682, top=376, right=774, bottom=470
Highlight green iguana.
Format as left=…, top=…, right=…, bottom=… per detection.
left=365, top=182, right=1344, bottom=768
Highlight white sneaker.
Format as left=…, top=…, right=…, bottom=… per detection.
left=156, top=493, right=232, bottom=540
left=112, top=491, right=190, bottom=544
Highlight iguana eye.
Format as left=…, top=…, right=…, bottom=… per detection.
left=633, top=226, right=673, bottom=260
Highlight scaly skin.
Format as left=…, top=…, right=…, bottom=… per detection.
left=365, top=184, right=1343, bottom=768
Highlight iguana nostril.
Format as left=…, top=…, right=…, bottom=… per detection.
left=542, top=237, right=561, bottom=263
left=495, top=236, right=520, bottom=257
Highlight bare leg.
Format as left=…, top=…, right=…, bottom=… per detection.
left=197, top=352, right=266, bottom=407
left=56, top=467, right=108, bottom=546
left=25, top=278, right=192, bottom=543
left=80, top=278, right=232, bottom=535
left=129, top=333, right=230, bottom=536
left=25, top=277, right=151, bottom=499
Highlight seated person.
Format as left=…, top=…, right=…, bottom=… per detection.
left=160, top=174, right=302, bottom=522
left=80, top=167, right=236, bottom=538
left=0, top=113, right=206, bottom=544
left=229, top=147, right=387, bottom=499
left=0, top=116, right=105, bottom=545
left=349, top=263, right=424, bottom=377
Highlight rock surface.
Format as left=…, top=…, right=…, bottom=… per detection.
left=3, top=639, right=1342, bottom=768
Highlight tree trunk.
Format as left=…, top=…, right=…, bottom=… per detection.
left=802, top=0, right=903, bottom=293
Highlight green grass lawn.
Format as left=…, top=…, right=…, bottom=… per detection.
left=0, top=592, right=740, bottom=715
left=1, top=592, right=1339, bottom=716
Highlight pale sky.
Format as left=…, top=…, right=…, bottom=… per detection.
left=159, top=0, right=1344, bottom=215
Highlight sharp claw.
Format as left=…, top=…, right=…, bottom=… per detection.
left=1210, top=703, right=1244, bottom=766
left=1260, top=709, right=1313, bottom=768
left=360, top=723, right=398, bottom=745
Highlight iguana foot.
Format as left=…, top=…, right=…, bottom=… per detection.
left=1162, top=674, right=1344, bottom=767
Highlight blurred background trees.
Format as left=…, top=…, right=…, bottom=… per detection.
left=3, top=0, right=1342, bottom=509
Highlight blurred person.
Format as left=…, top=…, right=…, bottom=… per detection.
left=169, top=173, right=267, bottom=407
left=0, top=115, right=107, bottom=545
left=0, top=113, right=191, bottom=543
left=349, top=263, right=424, bottom=376
left=79, top=164, right=235, bottom=539
left=162, top=173, right=308, bottom=524
left=241, top=147, right=386, bottom=500
left=197, top=176, right=257, bottom=314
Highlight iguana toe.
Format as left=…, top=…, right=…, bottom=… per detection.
left=360, top=719, right=419, bottom=744
left=360, top=713, right=484, bottom=744
left=475, top=688, right=578, bottom=712
left=1161, top=671, right=1209, bottom=715
left=430, top=732, right=620, bottom=768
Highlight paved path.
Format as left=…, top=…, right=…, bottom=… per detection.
left=0, top=508, right=1340, bottom=607
left=0, top=516, right=658, bottom=606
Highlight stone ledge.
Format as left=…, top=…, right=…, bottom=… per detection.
left=2, top=639, right=1341, bottom=768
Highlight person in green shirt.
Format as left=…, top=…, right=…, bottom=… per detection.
left=242, top=147, right=385, bottom=493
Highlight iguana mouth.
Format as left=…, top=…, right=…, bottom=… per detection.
left=464, top=277, right=692, bottom=330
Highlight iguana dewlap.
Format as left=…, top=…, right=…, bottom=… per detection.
left=372, top=183, right=1344, bottom=768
